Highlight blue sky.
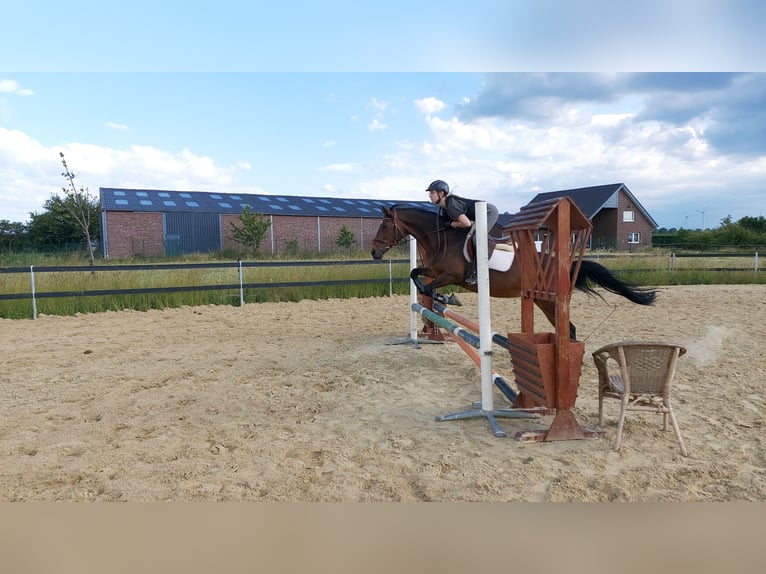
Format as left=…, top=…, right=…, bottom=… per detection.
left=1, top=2, right=764, bottom=230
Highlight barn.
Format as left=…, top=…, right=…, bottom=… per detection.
left=99, top=188, right=436, bottom=259
left=525, top=183, right=658, bottom=250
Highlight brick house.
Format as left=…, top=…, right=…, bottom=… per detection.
left=99, top=188, right=435, bottom=259
left=520, top=183, right=657, bottom=250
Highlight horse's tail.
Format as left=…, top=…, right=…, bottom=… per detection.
left=573, top=259, right=656, bottom=305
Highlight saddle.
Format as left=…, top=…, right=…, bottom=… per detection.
left=463, top=227, right=515, bottom=272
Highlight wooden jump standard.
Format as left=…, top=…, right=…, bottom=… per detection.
left=504, top=197, right=603, bottom=442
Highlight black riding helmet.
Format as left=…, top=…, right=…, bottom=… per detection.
left=425, top=179, right=450, bottom=195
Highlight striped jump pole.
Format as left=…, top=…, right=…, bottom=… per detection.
left=414, top=203, right=537, bottom=437
left=411, top=303, right=520, bottom=405
left=431, top=301, right=514, bottom=352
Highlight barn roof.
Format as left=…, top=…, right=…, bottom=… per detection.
left=99, top=188, right=437, bottom=218
left=527, top=183, right=658, bottom=228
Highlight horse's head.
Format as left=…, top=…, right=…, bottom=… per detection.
left=370, top=206, right=406, bottom=259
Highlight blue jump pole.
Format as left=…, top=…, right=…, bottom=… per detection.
left=411, top=303, right=519, bottom=404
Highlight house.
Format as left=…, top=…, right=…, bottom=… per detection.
left=99, top=188, right=436, bottom=259
left=521, top=183, right=657, bottom=250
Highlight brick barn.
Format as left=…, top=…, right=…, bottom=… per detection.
left=524, top=183, right=658, bottom=250
left=99, top=188, right=435, bottom=259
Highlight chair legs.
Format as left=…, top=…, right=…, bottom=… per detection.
left=610, top=402, right=688, bottom=457
left=613, top=401, right=629, bottom=452
left=665, top=403, right=688, bottom=457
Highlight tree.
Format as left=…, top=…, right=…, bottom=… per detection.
left=0, top=220, right=27, bottom=252
left=335, top=224, right=356, bottom=250
left=27, top=194, right=100, bottom=250
left=230, top=206, right=271, bottom=255
left=59, top=152, right=98, bottom=265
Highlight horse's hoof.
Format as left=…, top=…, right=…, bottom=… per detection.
left=446, top=294, right=462, bottom=306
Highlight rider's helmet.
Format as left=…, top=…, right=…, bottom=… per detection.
left=425, top=180, right=450, bottom=195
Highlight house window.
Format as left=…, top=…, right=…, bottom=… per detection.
left=628, top=232, right=640, bottom=244
left=623, top=210, right=635, bottom=222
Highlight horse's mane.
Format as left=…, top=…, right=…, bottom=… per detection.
left=389, top=203, right=439, bottom=214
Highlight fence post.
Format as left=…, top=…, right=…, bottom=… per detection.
left=238, top=259, right=244, bottom=306
left=30, top=265, right=38, bottom=320
left=755, top=252, right=759, bottom=275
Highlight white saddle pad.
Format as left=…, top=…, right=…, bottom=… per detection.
left=463, top=242, right=515, bottom=273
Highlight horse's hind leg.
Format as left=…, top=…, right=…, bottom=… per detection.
left=535, top=299, right=577, bottom=340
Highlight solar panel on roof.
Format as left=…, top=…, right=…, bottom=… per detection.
left=320, top=199, right=331, bottom=204
left=116, top=199, right=128, bottom=205
left=270, top=204, right=283, bottom=210
left=230, top=195, right=241, bottom=200
left=186, top=201, right=199, bottom=207
left=114, top=191, right=125, bottom=196
left=288, top=205, right=302, bottom=211
left=302, top=198, right=315, bottom=203
left=159, top=192, right=170, bottom=198
left=218, top=202, right=232, bottom=208
left=317, top=206, right=328, bottom=212
left=163, top=200, right=177, bottom=206
left=333, top=206, right=346, bottom=212
left=180, top=193, right=192, bottom=198
left=210, top=194, right=222, bottom=199
left=258, top=196, right=270, bottom=201
left=276, top=197, right=288, bottom=202
left=137, top=192, right=148, bottom=197
left=140, top=200, right=153, bottom=206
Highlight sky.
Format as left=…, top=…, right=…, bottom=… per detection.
left=1, top=1, right=765, bottom=230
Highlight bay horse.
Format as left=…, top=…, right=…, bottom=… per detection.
left=370, top=205, right=656, bottom=340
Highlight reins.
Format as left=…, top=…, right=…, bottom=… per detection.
left=391, top=209, right=452, bottom=263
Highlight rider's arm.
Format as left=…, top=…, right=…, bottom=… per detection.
left=451, top=214, right=472, bottom=229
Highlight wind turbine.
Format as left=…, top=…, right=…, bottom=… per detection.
left=696, top=207, right=708, bottom=229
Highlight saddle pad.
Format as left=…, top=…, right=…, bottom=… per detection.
left=488, top=246, right=514, bottom=272
left=463, top=241, right=515, bottom=273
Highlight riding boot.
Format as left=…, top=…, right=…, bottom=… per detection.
left=465, top=260, right=478, bottom=285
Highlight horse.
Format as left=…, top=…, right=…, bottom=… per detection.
left=370, top=205, right=656, bottom=340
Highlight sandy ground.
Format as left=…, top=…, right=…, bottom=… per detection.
left=1, top=284, right=764, bottom=501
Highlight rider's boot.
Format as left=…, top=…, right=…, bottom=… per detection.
left=465, top=260, right=478, bottom=285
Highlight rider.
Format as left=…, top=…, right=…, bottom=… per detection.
left=425, top=179, right=499, bottom=285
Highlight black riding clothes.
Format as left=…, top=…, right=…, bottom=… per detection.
left=441, top=195, right=499, bottom=232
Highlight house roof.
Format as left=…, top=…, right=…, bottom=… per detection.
left=99, top=188, right=437, bottom=218
left=527, top=183, right=658, bottom=228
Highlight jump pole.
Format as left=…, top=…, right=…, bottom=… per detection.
left=386, top=236, right=442, bottom=347
left=428, top=202, right=536, bottom=437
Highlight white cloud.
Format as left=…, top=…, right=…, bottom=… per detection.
left=370, top=97, right=388, bottom=111
left=0, top=127, right=252, bottom=222
left=322, top=140, right=336, bottom=148
left=368, top=117, right=387, bottom=132
left=106, top=121, right=129, bottom=131
left=414, top=97, right=445, bottom=115
left=0, top=79, right=34, bottom=96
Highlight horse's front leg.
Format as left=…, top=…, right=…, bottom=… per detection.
left=410, top=268, right=463, bottom=306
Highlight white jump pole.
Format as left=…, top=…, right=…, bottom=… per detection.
left=475, top=202, right=493, bottom=413
left=409, top=236, right=419, bottom=342
left=388, top=235, right=440, bottom=347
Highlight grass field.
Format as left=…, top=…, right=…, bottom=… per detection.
left=1, top=248, right=763, bottom=319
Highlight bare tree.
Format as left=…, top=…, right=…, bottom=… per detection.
left=59, top=152, right=97, bottom=265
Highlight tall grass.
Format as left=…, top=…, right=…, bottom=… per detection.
left=1, top=248, right=763, bottom=319
left=0, top=257, right=411, bottom=319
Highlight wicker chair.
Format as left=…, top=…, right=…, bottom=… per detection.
left=592, top=341, right=688, bottom=456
